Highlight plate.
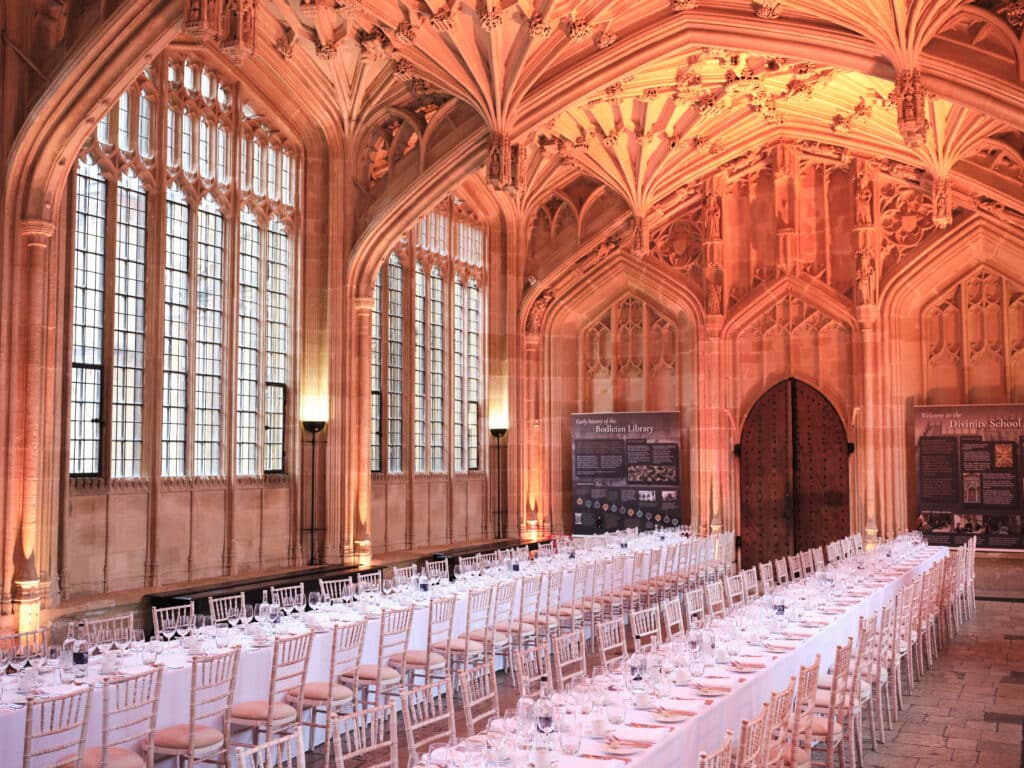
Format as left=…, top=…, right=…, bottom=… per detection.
left=691, top=685, right=729, bottom=697
left=603, top=742, right=642, bottom=756
left=652, top=710, right=689, bottom=723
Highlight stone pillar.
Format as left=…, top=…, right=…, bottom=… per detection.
left=522, top=331, right=542, bottom=539
left=773, top=144, right=799, bottom=275
left=344, top=296, right=373, bottom=565
left=13, top=218, right=55, bottom=631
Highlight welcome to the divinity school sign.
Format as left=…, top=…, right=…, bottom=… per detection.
left=915, top=404, right=1024, bottom=550
left=571, top=412, right=682, bottom=535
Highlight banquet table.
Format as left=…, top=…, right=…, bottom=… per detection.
left=567, top=543, right=948, bottom=768
left=0, top=532, right=683, bottom=763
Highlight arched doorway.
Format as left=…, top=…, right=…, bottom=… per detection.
left=738, top=379, right=850, bottom=569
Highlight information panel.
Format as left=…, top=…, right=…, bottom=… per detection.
left=572, top=412, right=681, bottom=534
left=914, top=404, right=1024, bottom=549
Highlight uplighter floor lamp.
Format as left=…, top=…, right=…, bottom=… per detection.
left=490, top=425, right=507, bottom=539
left=302, top=419, right=326, bottom=566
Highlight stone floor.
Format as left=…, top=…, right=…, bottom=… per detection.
left=302, top=600, right=1023, bottom=768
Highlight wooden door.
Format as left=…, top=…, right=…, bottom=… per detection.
left=739, top=379, right=849, bottom=568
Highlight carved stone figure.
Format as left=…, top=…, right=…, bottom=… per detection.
left=855, top=171, right=873, bottom=227
left=855, top=251, right=877, bottom=304
left=706, top=282, right=723, bottom=315
left=527, top=290, right=555, bottom=334
left=703, top=194, right=722, bottom=241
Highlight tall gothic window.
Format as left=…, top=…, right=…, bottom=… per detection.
left=369, top=197, right=485, bottom=474
left=69, top=58, right=298, bottom=480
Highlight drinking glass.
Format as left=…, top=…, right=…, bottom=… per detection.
left=605, top=700, right=624, bottom=725
left=10, top=646, right=30, bottom=674
left=308, top=592, right=322, bottom=612
left=558, top=723, right=582, bottom=756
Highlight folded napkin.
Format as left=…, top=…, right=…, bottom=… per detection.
left=730, top=659, right=767, bottom=671
left=654, top=705, right=698, bottom=717
left=801, top=617, right=830, bottom=627
left=608, top=733, right=655, bottom=748
left=764, top=641, right=798, bottom=653
left=783, top=629, right=814, bottom=639
left=692, top=681, right=733, bottom=694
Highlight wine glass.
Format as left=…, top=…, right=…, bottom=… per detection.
left=10, top=645, right=30, bottom=675
left=113, top=627, right=131, bottom=654
left=160, top=620, right=177, bottom=643
left=307, top=592, right=322, bottom=612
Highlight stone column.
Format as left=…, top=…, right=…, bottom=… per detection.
left=13, top=218, right=55, bottom=631
left=344, top=296, right=373, bottom=565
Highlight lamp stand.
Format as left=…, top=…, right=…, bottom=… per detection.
left=302, top=420, right=327, bottom=567
left=490, top=427, right=507, bottom=540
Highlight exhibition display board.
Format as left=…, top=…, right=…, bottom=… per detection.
left=915, top=404, right=1024, bottom=549
left=572, top=411, right=681, bottom=534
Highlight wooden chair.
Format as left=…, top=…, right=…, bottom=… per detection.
left=409, top=595, right=455, bottom=684
left=762, top=676, right=797, bottom=768
left=400, top=676, right=457, bottom=760
left=512, top=640, right=552, bottom=696
left=457, top=664, right=500, bottom=736
left=876, top=599, right=898, bottom=731
left=552, top=630, right=587, bottom=690
left=0, top=627, right=49, bottom=657
left=81, top=665, right=163, bottom=768
left=424, top=558, right=449, bottom=583
left=742, top=567, right=760, bottom=601
left=800, top=549, right=815, bottom=575
left=449, top=586, right=490, bottom=672
left=759, top=562, right=775, bottom=593
left=704, top=580, right=727, bottom=619
left=789, top=654, right=821, bottom=768
left=290, top=620, right=365, bottom=764
left=725, top=574, right=746, bottom=607
left=535, top=569, right=564, bottom=641
left=812, top=547, right=826, bottom=572
left=328, top=702, right=399, bottom=768
left=391, top=564, right=417, bottom=584
left=271, top=583, right=306, bottom=610
left=595, top=617, right=627, bottom=669
left=209, top=592, right=246, bottom=626
left=735, top=701, right=769, bottom=768
left=236, top=730, right=306, bottom=768
left=683, top=587, right=706, bottom=630
left=153, top=648, right=240, bottom=767
left=472, top=581, right=514, bottom=672
left=319, top=577, right=354, bottom=603
left=697, top=730, right=733, bottom=768
left=787, top=554, right=803, bottom=580
left=83, top=612, right=134, bottom=647
left=558, top=565, right=587, bottom=635
left=22, top=687, right=93, bottom=768
left=629, top=606, right=662, bottom=650
left=811, top=637, right=854, bottom=768
left=774, top=558, right=790, bottom=585
left=661, top=598, right=685, bottom=640
left=496, top=576, right=540, bottom=652
left=229, top=632, right=313, bottom=752
left=357, top=571, right=382, bottom=594
left=357, top=606, right=414, bottom=704
left=152, top=601, right=195, bottom=638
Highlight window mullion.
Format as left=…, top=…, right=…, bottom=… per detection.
left=101, top=168, right=119, bottom=478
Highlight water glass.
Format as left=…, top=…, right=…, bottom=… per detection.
left=558, top=725, right=582, bottom=756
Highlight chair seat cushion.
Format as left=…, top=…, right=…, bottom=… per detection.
left=396, top=649, right=446, bottom=668
left=289, top=681, right=354, bottom=704
left=231, top=700, right=298, bottom=724
left=81, top=746, right=145, bottom=768
left=469, top=628, right=510, bottom=645
left=811, top=714, right=844, bottom=741
left=357, top=663, right=401, bottom=683
left=558, top=606, right=583, bottom=618
left=153, top=723, right=224, bottom=752
left=494, top=620, right=537, bottom=634
left=817, top=675, right=872, bottom=699
left=449, top=636, right=484, bottom=653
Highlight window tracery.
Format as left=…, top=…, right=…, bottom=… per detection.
left=69, top=56, right=298, bottom=480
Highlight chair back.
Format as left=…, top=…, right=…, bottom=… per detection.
left=812, top=547, right=826, bottom=571
left=660, top=598, right=685, bottom=640
left=758, top=562, right=774, bottom=593
left=331, top=620, right=368, bottom=687
left=377, top=606, right=415, bottom=680
left=787, top=554, right=803, bottom=580
left=735, top=701, right=769, bottom=768
left=697, top=730, right=733, bottom=768
left=596, top=617, right=627, bottom=668
left=512, top=641, right=552, bottom=697
left=553, top=630, right=587, bottom=690
left=459, top=586, right=492, bottom=653
left=425, top=595, right=456, bottom=659
left=774, top=558, right=789, bottom=584
left=800, top=549, right=814, bottom=575
left=519, top=575, right=542, bottom=621
left=152, top=601, right=195, bottom=637
left=236, top=730, right=307, bottom=768
left=271, top=584, right=306, bottom=611
left=683, top=587, right=705, bottom=630
left=329, top=702, right=398, bottom=768
left=209, top=593, right=246, bottom=625
left=792, top=653, right=821, bottom=748
left=23, top=687, right=93, bottom=768
left=457, top=664, right=500, bottom=736
left=269, top=632, right=314, bottom=703
left=741, top=567, right=760, bottom=601
left=425, top=558, right=449, bottom=583
left=725, top=574, right=745, bottom=607
left=357, top=571, right=382, bottom=594
left=391, top=564, right=417, bottom=583
left=320, top=577, right=354, bottom=603
left=629, top=606, right=661, bottom=650
left=704, top=580, right=727, bottom=619
left=762, top=677, right=796, bottom=768
left=1, top=627, right=49, bottom=658
left=400, top=677, right=457, bottom=759
left=97, top=666, right=164, bottom=763
left=83, top=613, right=134, bottom=647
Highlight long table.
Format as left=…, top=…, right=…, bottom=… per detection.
left=0, top=532, right=686, bottom=763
